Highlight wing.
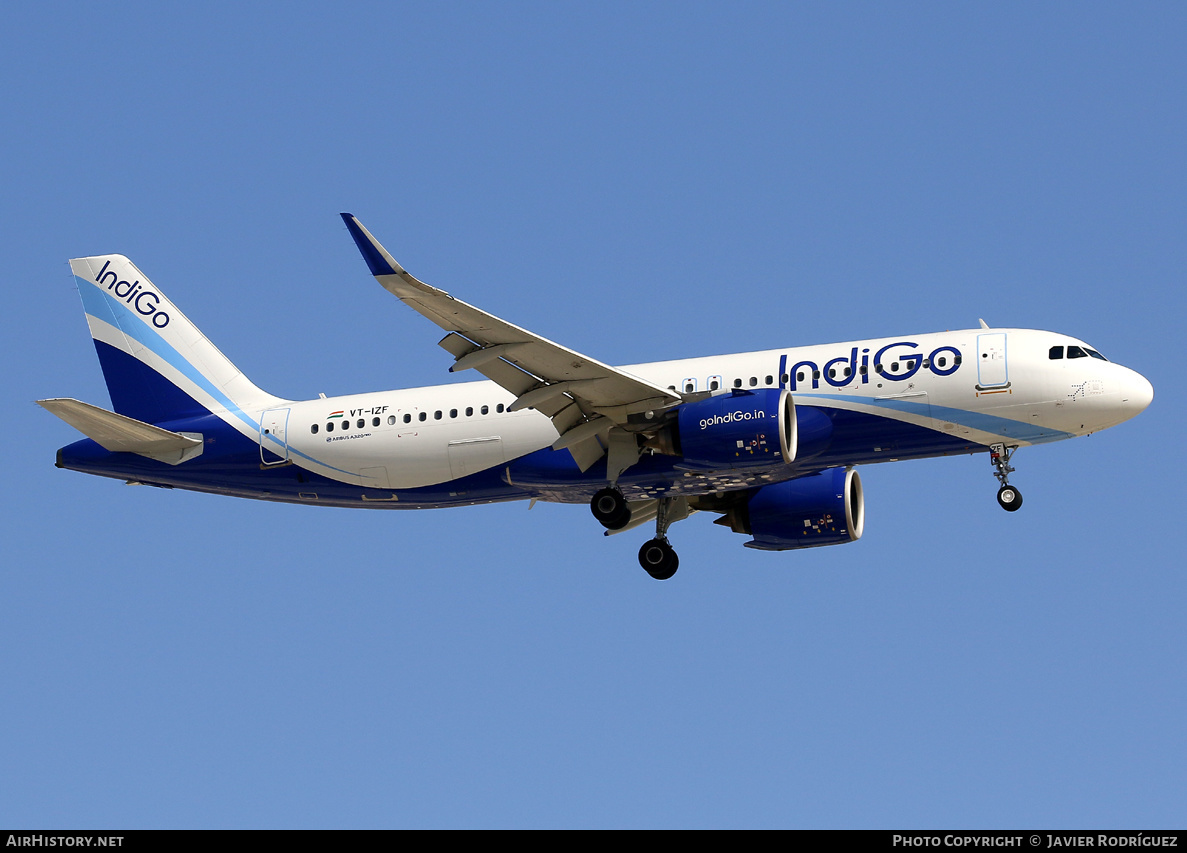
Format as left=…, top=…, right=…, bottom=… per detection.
left=341, top=214, right=682, bottom=470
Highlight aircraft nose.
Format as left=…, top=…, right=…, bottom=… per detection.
left=1118, top=368, right=1154, bottom=419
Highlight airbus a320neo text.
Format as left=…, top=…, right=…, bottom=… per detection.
left=40, top=214, right=1154, bottom=579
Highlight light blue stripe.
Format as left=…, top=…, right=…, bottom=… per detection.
left=795, top=392, right=1073, bottom=443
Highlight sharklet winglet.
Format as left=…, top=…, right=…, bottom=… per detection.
left=340, top=213, right=403, bottom=277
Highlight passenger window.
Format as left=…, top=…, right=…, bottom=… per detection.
left=450, top=409, right=458, bottom=418
left=434, top=410, right=442, bottom=420
left=357, top=419, right=365, bottom=428
left=796, top=372, right=805, bottom=382
left=1067, top=346, right=1087, bottom=359
left=749, top=377, right=757, bottom=387
left=311, top=424, right=319, bottom=434
left=875, top=364, right=883, bottom=374
left=342, top=420, right=350, bottom=431
left=418, top=412, right=426, bottom=422
left=497, top=403, right=505, bottom=413
left=327, top=422, right=334, bottom=432
left=709, top=379, right=719, bottom=391
left=765, top=375, right=773, bottom=385
left=812, top=370, right=820, bottom=380
left=1049, top=346, right=1064, bottom=360
left=780, top=374, right=789, bottom=384
left=388, top=415, right=396, bottom=425
left=891, top=362, right=899, bottom=372
left=828, top=368, right=836, bottom=379
left=844, top=367, right=851, bottom=377
left=372, top=417, right=380, bottom=427
left=403, top=413, right=411, bottom=424
left=859, top=365, right=867, bottom=375
left=481, top=405, right=489, bottom=415
left=955, top=355, right=962, bottom=365
left=936, top=357, right=946, bottom=368
left=684, top=381, right=695, bottom=393
left=466, top=407, right=473, bottom=416
left=733, top=378, right=742, bottom=388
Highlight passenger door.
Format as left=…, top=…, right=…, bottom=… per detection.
left=259, top=408, right=290, bottom=465
left=976, top=333, right=1010, bottom=389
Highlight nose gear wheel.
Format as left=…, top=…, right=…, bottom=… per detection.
left=989, top=443, right=1023, bottom=512
left=996, top=485, right=1023, bottom=511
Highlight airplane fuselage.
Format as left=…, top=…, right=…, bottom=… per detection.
left=58, top=327, right=1151, bottom=509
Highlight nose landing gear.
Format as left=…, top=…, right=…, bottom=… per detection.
left=990, top=443, right=1023, bottom=512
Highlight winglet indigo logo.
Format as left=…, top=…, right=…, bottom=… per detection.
left=94, top=259, right=171, bottom=328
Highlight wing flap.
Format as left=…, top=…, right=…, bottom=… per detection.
left=567, top=434, right=608, bottom=472
left=469, top=356, right=538, bottom=399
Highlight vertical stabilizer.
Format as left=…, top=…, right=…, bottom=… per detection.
left=70, top=255, right=283, bottom=424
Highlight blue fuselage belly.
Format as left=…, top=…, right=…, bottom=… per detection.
left=57, top=405, right=977, bottom=509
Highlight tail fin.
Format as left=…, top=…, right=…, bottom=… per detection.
left=70, top=254, right=281, bottom=425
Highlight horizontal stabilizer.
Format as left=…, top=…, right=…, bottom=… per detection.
left=38, top=398, right=203, bottom=465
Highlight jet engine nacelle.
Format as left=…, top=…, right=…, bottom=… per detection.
left=675, top=388, right=795, bottom=470
left=741, top=467, right=864, bottom=551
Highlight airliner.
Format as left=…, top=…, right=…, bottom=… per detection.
left=39, top=214, right=1154, bottom=579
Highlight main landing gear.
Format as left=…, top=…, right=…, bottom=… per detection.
left=590, top=487, right=631, bottom=530
left=990, top=443, right=1023, bottom=512
left=638, top=538, right=678, bottom=581
left=639, top=498, right=680, bottom=581
left=588, top=488, right=682, bottom=580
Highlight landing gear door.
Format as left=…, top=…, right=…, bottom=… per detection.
left=260, top=408, right=290, bottom=465
left=976, top=333, right=1010, bottom=389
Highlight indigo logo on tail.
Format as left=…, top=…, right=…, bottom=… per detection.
left=94, top=259, right=171, bottom=328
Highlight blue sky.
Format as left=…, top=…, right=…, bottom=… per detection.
left=1, top=2, right=1183, bottom=828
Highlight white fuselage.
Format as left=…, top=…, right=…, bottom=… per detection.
left=271, top=328, right=1152, bottom=492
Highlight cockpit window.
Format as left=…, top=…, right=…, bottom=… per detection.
left=1056, top=343, right=1108, bottom=361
